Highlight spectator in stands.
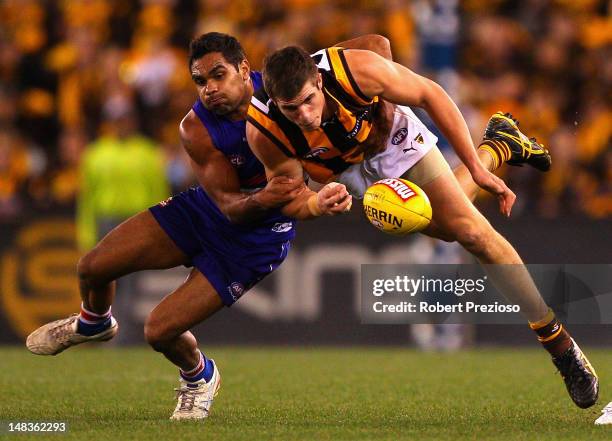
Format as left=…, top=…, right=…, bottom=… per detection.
left=77, top=103, right=169, bottom=250
left=0, top=0, right=608, bottom=221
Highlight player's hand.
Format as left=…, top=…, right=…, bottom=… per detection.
left=471, top=167, right=516, bottom=217
left=317, top=182, right=352, bottom=215
left=256, top=176, right=305, bottom=208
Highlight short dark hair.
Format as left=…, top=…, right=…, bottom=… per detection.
left=188, top=32, right=246, bottom=70
left=262, top=46, right=318, bottom=100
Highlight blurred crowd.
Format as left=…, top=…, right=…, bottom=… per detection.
left=0, top=0, right=610, bottom=225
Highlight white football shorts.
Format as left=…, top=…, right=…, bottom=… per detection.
left=337, top=105, right=450, bottom=198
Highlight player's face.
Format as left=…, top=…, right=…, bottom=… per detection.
left=275, top=74, right=325, bottom=131
left=191, top=52, right=250, bottom=116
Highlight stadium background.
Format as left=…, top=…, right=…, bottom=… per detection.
left=0, top=0, right=610, bottom=348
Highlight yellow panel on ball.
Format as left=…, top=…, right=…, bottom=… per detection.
left=363, top=178, right=432, bottom=236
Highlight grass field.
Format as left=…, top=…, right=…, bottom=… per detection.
left=2, top=346, right=611, bottom=440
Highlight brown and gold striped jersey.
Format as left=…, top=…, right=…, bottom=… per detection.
left=247, top=47, right=382, bottom=183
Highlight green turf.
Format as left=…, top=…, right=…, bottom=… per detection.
left=2, top=346, right=611, bottom=440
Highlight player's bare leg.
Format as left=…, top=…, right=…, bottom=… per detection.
left=144, top=268, right=223, bottom=370
left=78, top=210, right=190, bottom=312
left=452, top=149, right=494, bottom=202
left=26, top=210, right=190, bottom=355
left=422, top=171, right=548, bottom=318
left=144, top=268, right=224, bottom=420
left=420, top=170, right=598, bottom=409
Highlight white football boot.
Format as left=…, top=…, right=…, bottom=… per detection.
left=595, top=402, right=612, bottom=425
left=26, top=313, right=118, bottom=355
left=170, top=360, right=222, bottom=421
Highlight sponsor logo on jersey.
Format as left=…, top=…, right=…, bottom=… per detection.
left=272, top=222, right=293, bottom=233
left=302, top=147, right=329, bottom=160
left=229, top=154, right=246, bottom=167
left=229, top=282, right=245, bottom=301
left=391, top=127, right=408, bottom=145
left=377, top=178, right=417, bottom=202
left=414, top=133, right=424, bottom=144
left=348, top=109, right=370, bottom=138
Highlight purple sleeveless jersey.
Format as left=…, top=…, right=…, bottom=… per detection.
left=150, top=71, right=295, bottom=305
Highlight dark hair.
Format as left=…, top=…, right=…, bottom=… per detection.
left=188, top=32, right=246, bottom=70
left=262, top=46, right=318, bottom=100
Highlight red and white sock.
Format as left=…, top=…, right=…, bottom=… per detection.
left=180, top=350, right=207, bottom=384
left=79, top=303, right=111, bottom=325
left=77, top=303, right=112, bottom=336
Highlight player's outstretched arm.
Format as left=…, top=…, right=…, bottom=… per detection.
left=179, top=111, right=304, bottom=223
left=344, top=50, right=482, bottom=173
left=245, top=121, right=352, bottom=220
left=343, top=49, right=515, bottom=211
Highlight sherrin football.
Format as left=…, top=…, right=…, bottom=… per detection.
left=363, top=178, right=432, bottom=236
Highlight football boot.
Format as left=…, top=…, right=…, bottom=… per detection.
left=484, top=111, right=552, bottom=171
left=26, top=314, right=118, bottom=355
left=552, top=338, right=599, bottom=409
left=171, top=360, right=222, bottom=420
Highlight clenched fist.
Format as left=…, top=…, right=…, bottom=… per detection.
left=316, top=182, right=352, bottom=215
